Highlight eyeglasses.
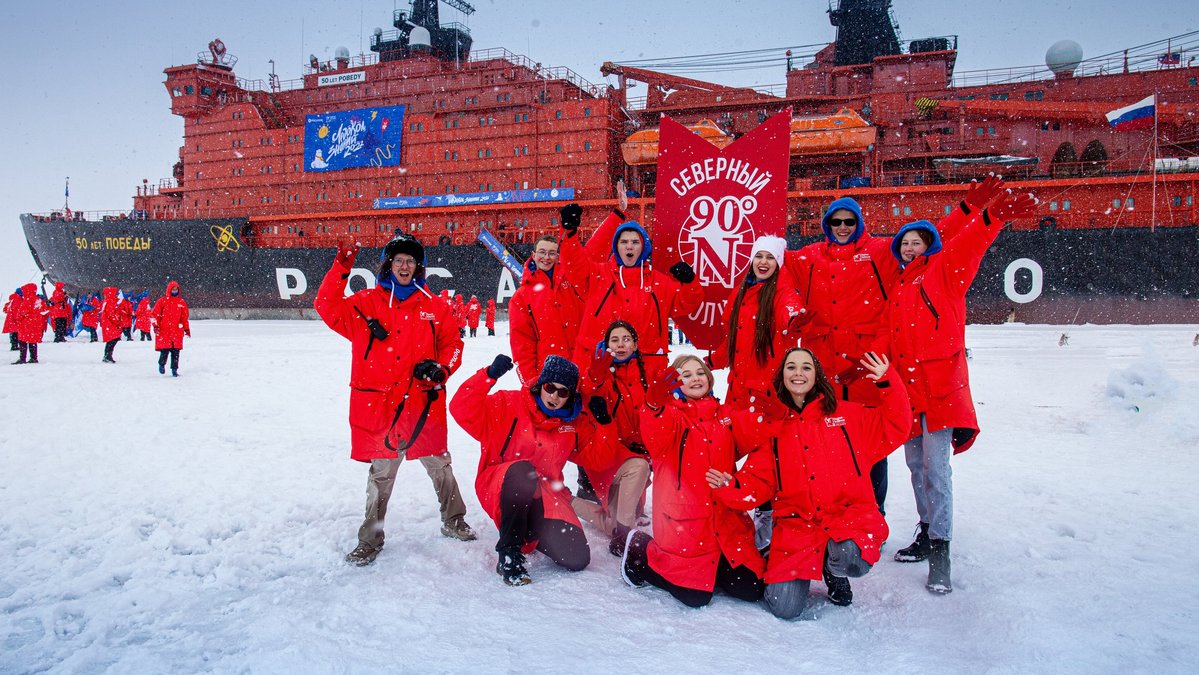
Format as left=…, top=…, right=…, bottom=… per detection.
left=541, top=383, right=571, bottom=398
left=392, top=257, right=418, bottom=268
left=828, top=217, right=857, bottom=227
left=533, top=249, right=559, bottom=258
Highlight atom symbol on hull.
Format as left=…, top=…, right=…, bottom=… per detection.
left=211, top=224, right=241, bottom=253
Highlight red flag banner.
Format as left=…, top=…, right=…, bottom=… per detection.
left=653, top=110, right=791, bottom=350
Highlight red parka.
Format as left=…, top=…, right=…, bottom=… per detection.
left=99, top=287, right=129, bottom=343
left=508, top=264, right=584, bottom=385
left=152, top=281, right=190, bottom=350
left=315, top=256, right=464, bottom=462
left=466, top=297, right=482, bottom=329
left=3, top=290, right=20, bottom=333
left=562, top=210, right=703, bottom=369
left=579, top=356, right=652, bottom=508
left=451, top=367, right=612, bottom=540
left=639, top=396, right=765, bottom=591
left=14, top=283, right=50, bottom=343
left=135, top=298, right=153, bottom=333
left=49, top=283, right=72, bottom=320
left=715, top=371, right=910, bottom=584
left=484, top=300, right=496, bottom=331
left=118, top=297, right=134, bottom=330
left=879, top=208, right=995, bottom=454
left=452, top=296, right=468, bottom=329
left=80, top=294, right=100, bottom=329
left=707, top=281, right=807, bottom=410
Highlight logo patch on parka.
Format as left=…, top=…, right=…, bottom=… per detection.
left=824, top=416, right=847, bottom=427
left=854, top=253, right=872, bottom=262
left=420, top=311, right=436, bottom=320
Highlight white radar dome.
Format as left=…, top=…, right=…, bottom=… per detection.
left=335, top=46, right=351, bottom=60
left=1046, top=40, right=1083, bottom=76
left=409, top=26, right=432, bottom=48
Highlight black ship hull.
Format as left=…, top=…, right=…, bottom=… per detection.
left=20, top=214, right=1199, bottom=323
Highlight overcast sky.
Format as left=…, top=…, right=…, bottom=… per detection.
left=0, top=0, right=1185, bottom=283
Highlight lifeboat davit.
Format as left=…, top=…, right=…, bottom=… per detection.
left=621, top=110, right=877, bottom=166
left=621, top=119, right=732, bottom=166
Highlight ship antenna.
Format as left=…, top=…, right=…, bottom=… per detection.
left=63, top=177, right=70, bottom=217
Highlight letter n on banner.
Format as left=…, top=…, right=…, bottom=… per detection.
left=653, top=110, right=790, bottom=350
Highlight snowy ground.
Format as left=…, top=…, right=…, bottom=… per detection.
left=1, top=321, right=1197, bottom=673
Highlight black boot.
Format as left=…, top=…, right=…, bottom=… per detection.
left=620, top=530, right=651, bottom=588
left=609, top=523, right=632, bottom=558
left=927, top=539, right=952, bottom=594
left=496, top=549, right=531, bottom=586
left=894, top=522, right=930, bottom=562
left=823, top=562, right=853, bottom=606
left=575, top=467, right=598, bottom=503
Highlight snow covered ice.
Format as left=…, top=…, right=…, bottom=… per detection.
left=2, top=321, right=1197, bottom=672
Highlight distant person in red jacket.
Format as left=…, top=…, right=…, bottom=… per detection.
left=452, top=293, right=467, bottom=338
left=152, top=281, right=190, bottom=376
left=11, top=283, right=49, bottom=364
left=484, top=299, right=496, bottom=336
left=451, top=353, right=613, bottom=586
left=49, top=281, right=72, bottom=342
left=99, top=286, right=130, bottom=363
left=119, top=293, right=134, bottom=340
left=4, top=288, right=21, bottom=351
left=466, top=295, right=482, bottom=337
left=80, top=292, right=100, bottom=342
left=316, top=235, right=476, bottom=567
left=136, top=296, right=154, bottom=341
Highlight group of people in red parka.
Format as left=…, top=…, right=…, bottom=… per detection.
left=5, top=280, right=191, bottom=375
left=317, top=176, right=1036, bottom=619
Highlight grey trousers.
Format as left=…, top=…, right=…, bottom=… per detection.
left=357, top=454, right=467, bottom=548
left=765, top=539, right=870, bottom=619
left=903, top=414, right=954, bottom=541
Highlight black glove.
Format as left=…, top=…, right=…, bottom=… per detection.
left=414, top=359, right=448, bottom=383
left=669, top=261, right=696, bottom=284
left=560, top=203, right=583, bottom=233
left=486, top=354, right=513, bottom=380
left=587, top=395, right=612, bottom=425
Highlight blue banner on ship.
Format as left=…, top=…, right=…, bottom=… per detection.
left=476, top=229, right=526, bottom=279
left=304, top=105, right=405, bottom=172
left=373, top=188, right=575, bottom=210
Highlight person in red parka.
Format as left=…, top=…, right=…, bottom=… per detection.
left=316, top=235, right=476, bottom=567
left=573, top=320, right=653, bottom=556
left=484, top=299, right=496, bottom=336
left=620, top=355, right=766, bottom=608
left=152, top=281, right=190, bottom=376
left=452, top=293, right=468, bottom=339
left=136, top=296, right=154, bottom=341
left=705, top=348, right=910, bottom=619
left=99, top=286, right=130, bottom=363
left=451, top=353, right=612, bottom=586
left=11, top=283, right=49, bottom=364
left=559, top=188, right=702, bottom=373
left=509, top=234, right=584, bottom=385
left=4, top=288, right=21, bottom=351
left=118, top=293, right=134, bottom=341
left=80, top=292, right=100, bottom=343
left=49, top=282, right=72, bottom=343
left=708, top=236, right=809, bottom=410
left=881, top=188, right=1037, bottom=594
left=466, top=295, right=482, bottom=337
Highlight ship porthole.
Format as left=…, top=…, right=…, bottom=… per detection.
left=1038, top=216, right=1057, bottom=230
left=1004, top=258, right=1043, bottom=304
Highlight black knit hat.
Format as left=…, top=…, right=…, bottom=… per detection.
left=536, top=355, right=579, bottom=392
left=379, top=234, right=425, bottom=279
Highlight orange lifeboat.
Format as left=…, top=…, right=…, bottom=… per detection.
left=789, top=109, right=876, bottom=155
left=621, top=119, right=732, bottom=166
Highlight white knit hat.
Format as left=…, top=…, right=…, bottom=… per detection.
left=751, top=235, right=786, bottom=262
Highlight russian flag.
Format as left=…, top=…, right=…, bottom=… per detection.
left=1106, top=95, right=1155, bottom=132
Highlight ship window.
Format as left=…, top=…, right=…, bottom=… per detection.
left=293, top=164, right=299, bottom=172
left=514, top=148, right=520, bottom=157
left=988, top=127, right=996, bottom=136
left=266, top=166, right=272, bottom=174
left=416, top=188, right=422, bottom=195
left=522, top=146, right=528, bottom=155
left=452, top=151, right=458, bottom=160
left=584, top=141, right=592, bottom=151
left=584, top=107, right=592, bottom=117
left=515, top=114, right=522, bottom=123
left=1049, top=201, right=1058, bottom=211
left=523, top=113, right=529, bottom=122
left=976, top=128, right=985, bottom=136
left=1113, top=198, right=1121, bottom=208
left=172, top=87, right=182, bottom=97
left=488, top=117, right=495, bottom=125
left=446, top=151, right=452, bottom=160
left=903, top=206, right=912, bottom=216
left=485, top=149, right=492, bottom=158
left=446, top=120, right=452, bottom=129
left=1041, top=122, right=1049, bottom=131
left=1189, top=196, right=1194, bottom=206
left=478, top=149, right=484, bottom=158
left=1126, top=197, right=1135, bottom=208
left=1053, top=122, right=1061, bottom=131
left=555, top=110, right=562, bottom=119
left=989, top=93, right=1009, bottom=101
left=522, top=181, right=529, bottom=189
left=1024, top=90, right=1044, bottom=101
left=479, top=117, right=486, bottom=126
left=1189, top=77, right=1198, bottom=86
left=479, top=184, right=485, bottom=191
left=944, top=205, right=952, bottom=215
left=196, top=171, right=201, bottom=179
left=555, top=143, right=562, bottom=152
left=893, top=207, right=901, bottom=216
left=185, top=85, right=195, bottom=95
left=1174, top=196, right=1183, bottom=207
left=453, top=119, right=458, bottom=128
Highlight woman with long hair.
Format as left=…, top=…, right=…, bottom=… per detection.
left=706, top=348, right=910, bottom=619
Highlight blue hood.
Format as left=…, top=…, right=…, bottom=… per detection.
left=822, top=197, right=866, bottom=245
left=891, top=220, right=943, bottom=264
left=612, top=221, right=652, bottom=267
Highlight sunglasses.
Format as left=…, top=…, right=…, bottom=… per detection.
left=828, top=217, right=858, bottom=227
left=541, top=383, right=571, bottom=397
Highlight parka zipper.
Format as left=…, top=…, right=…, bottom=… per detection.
left=676, top=428, right=690, bottom=490
left=868, top=260, right=888, bottom=301
left=497, top=418, right=519, bottom=461
left=839, top=427, right=862, bottom=477
left=770, top=438, right=782, bottom=492
left=593, top=283, right=615, bottom=317
left=919, top=286, right=940, bottom=330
